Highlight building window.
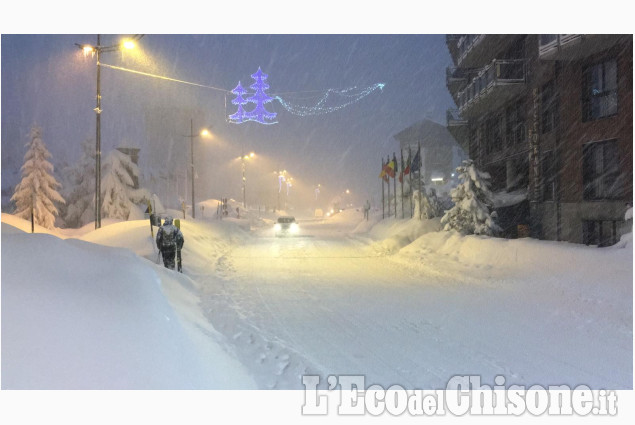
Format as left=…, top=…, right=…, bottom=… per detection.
left=582, top=139, right=622, bottom=200
left=541, top=80, right=558, bottom=133
left=542, top=151, right=556, bottom=201
left=507, top=155, right=529, bottom=192
left=583, top=220, right=618, bottom=247
left=582, top=59, right=618, bottom=121
left=506, top=100, right=526, bottom=145
left=485, top=114, right=503, bottom=154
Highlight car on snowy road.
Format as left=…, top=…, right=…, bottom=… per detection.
left=274, top=216, right=299, bottom=237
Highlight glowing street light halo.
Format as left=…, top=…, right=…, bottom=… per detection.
left=122, top=40, right=136, bottom=50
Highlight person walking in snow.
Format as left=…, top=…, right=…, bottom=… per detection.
left=156, top=216, right=184, bottom=270
left=364, top=200, right=371, bottom=221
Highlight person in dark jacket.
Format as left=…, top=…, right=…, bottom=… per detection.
left=156, top=216, right=184, bottom=269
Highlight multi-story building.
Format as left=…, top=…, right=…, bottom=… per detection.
left=393, top=118, right=466, bottom=197
left=445, top=34, right=633, bottom=245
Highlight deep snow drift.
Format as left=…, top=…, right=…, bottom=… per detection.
left=1, top=214, right=256, bottom=389
left=1, top=204, right=632, bottom=390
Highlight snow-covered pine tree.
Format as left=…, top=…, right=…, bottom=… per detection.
left=441, top=159, right=501, bottom=236
left=10, top=125, right=65, bottom=229
left=100, top=149, right=150, bottom=220
left=413, top=187, right=443, bottom=220
left=62, top=138, right=96, bottom=228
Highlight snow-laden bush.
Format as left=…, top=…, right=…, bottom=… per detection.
left=101, top=149, right=151, bottom=220
left=11, top=125, right=65, bottom=229
left=441, top=159, right=501, bottom=236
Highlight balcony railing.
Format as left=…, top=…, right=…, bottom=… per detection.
left=539, top=34, right=583, bottom=57
left=446, top=109, right=469, bottom=152
left=456, top=34, right=484, bottom=65
left=457, top=59, right=526, bottom=115
left=446, top=66, right=472, bottom=83
left=446, top=108, right=467, bottom=126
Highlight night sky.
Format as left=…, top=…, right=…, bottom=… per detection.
left=1, top=3, right=617, bottom=212
left=2, top=33, right=454, bottom=209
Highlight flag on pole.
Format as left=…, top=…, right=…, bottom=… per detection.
left=379, top=161, right=390, bottom=182
left=403, top=152, right=411, bottom=176
left=410, top=147, right=421, bottom=172
left=386, top=160, right=396, bottom=178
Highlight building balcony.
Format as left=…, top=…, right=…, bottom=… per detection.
left=452, top=34, right=522, bottom=68
left=445, top=34, right=463, bottom=65
left=539, top=34, right=627, bottom=60
left=446, top=109, right=469, bottom=152
left=446, top=66, right=475, bottom=102
left=446, top=108, right=467, bottom=126
left=456, top=59, right=526, bottom=119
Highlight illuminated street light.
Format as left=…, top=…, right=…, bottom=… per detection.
left=241, top=151, right=256, bottom=208
left=183, top=119, right=212, bottom=219
left=75, top=34, right=143, bottom=229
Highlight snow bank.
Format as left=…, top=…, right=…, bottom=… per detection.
left=360, top=216, right=442, bottom=254
left=401, top=230, right=632, bottom=276
left=358, top=213, right=631, bottom=282
left=1, top=218, right=256, bottom=389
left=1, top=213, right=123, bottom=239
left=1, top=213, right=60, bottom=236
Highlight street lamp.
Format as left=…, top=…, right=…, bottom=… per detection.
left=275, top=169, right=287, bottom=211
left=241, top=151, right=255, bottom=208
left=184, top=119, right=212, bottom=219
left=75, top=34, right=143, bottom=229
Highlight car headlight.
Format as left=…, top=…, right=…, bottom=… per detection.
left=274, top=223, right=281, bottom=231
left=290, top=223, right=299, bottom=233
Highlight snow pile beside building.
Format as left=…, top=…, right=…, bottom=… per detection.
left=1, top=219, right=256, bottom=389
left=401, top=230, right=632, bottom=275
left=361, top=216, right=442, bottom=254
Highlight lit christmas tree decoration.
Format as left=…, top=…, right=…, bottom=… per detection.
left=228, top=81, right=248, bottom=123
left=245, top=67, right=278, bottom=124
left=88, top=62, right=385, bottom=125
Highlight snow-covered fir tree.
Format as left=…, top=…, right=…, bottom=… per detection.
left=61, top=138, right=95, bottom=228
left=412, top=187, right=443, bottom=220
left=10, top=125, right=65, bottom=229
left=441, top=159, right=501, bottom=236
left=100, top=149, right=150, bottom=220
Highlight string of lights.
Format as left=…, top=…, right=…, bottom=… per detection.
left=274, top=83, right=385, bottom=117
left=98, top=63, right=385, bottom=123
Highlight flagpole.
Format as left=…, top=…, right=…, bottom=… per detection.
left=400, top=149, right=404, bottom=219
left=381, top=158, right=385, bottom=219
left=408, top=146, right=413, bottom=218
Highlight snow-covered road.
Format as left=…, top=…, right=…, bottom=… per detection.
left=189, top=214, right=632, bottom=390
left=1, top=209, right=630, bottom=391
